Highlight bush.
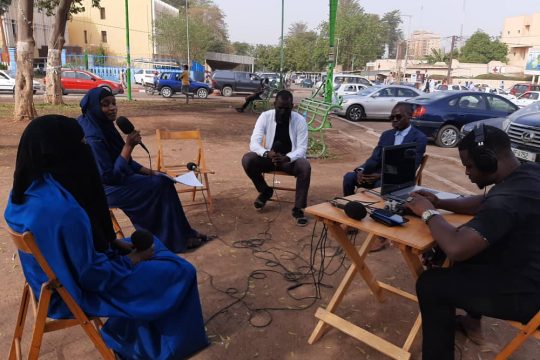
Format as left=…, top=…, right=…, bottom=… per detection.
left=0, top=63, right=7, bottom=70
left=474, top=73, right=533, bottom=81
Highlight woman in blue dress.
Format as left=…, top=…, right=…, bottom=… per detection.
left=78, top=87, right=206, bottom=253
left=4, top=115, right=208, bottom=359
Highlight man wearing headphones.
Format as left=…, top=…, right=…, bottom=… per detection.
left=404, top=125, right=540, bottom=360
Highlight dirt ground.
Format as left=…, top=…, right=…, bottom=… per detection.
left=0, top=90, right=538, bottom=360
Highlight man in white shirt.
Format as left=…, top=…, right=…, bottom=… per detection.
left=242, top=90, right=311, bottom=226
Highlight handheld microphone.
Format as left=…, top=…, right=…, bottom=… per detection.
left=186, top=162, right=198, bottom=171
left=130, top=229, right=153, bottom=251
left=115, top=116, right=150, bottom=154
left=331, top=199, right=368, bottom=221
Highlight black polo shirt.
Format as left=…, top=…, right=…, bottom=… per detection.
left=464, top=163, right=540, bottom=293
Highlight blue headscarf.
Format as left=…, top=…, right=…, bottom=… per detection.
left=79, top=87, right=125, bottom=160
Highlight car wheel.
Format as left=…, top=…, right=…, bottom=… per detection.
left=196, top=88, right=208, bottom=99
left=436, top=124, right=460, bottom=148
left=161, top=86, right=173, bottom=98
left=346, top=104, right=366, bottom=122
left=222, top=86, right=233, bottom=97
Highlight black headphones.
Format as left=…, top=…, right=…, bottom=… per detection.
left=472, top=124, right=498, bottom=173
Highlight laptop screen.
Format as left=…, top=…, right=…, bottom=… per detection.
left=380, top=143, right=417, bottom=195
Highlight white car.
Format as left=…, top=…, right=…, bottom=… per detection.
left=334, top=83, right=367, bottom=97
left=513, top=91, right=540, bottom=108
left=433, top=84, right=468, bottom=92
left=133, top=69, right=157, bottom=85
left=487, top=88, right=516, bottom=101
left=0, top=70, right=41, bottom=94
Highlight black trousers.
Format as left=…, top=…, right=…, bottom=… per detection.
left=416, top=265, right=540, bottom=360
left=241, top=151, right=311, bottom=209
left=240, top=94, right=262, bottom=110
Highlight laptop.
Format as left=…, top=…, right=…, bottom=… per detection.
left=380, top=143, right=460, bottom=202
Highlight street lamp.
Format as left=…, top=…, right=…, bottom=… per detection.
left=124, top=0, right=132, bottom=100
left=279, top=0, right=284, bottom=88
left=401, top=14, right=412, bottom=82
left=186, top=0, right=190, bottom=66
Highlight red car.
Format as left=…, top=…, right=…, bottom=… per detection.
left=60, top=69, right=123, bottom=95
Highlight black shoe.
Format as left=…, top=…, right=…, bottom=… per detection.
left=236, top=107, right=244, bottom=113
left=292, top=207, right=308, bottom=226
left=254, top=188, right=273, bottom=210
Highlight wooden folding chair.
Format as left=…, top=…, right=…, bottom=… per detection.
left=6, top=227, right=115, bottom=360
left=415, top=154, right=429, bottom=186
left=495, top=311, right=540, bottom=360
left=263, top=170, right=296, bottom=203
left=109, top=209, right=125, bottom=239
left=156, top=129, right=214, bottom=210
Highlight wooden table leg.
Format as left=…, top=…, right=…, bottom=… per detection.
left=398, top=245, right=424, bottom=279
left=325, top=221, right=384, bottom=302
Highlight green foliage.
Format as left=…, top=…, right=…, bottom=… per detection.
left=232, top=42, right=253, bottom=56
left=252, top=44, right=281, bottom=72
left=474, top=73, right=532, bottom=81
left=0, top=0, right=12, bottom=16
left=35, top=0, right=101, bottom=17
left=380, top=10, right=403, bottom=59
left=154, top=1, right=229, bottom=63
left=425, top=48, right=459, bottom=64
left=459, top=30, right=508, bottom=63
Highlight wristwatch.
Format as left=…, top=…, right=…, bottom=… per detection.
left=422, top=209, right=440, bottom=224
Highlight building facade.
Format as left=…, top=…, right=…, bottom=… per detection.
left=501, top=12, right=540, bottom=70
left=408, top=31, right=441, bottom=60
left=66, top=0, right=178, bottom=60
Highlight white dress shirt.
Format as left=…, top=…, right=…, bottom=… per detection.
left=249, top=109, right=308, bottom=162
left=393, top=125, right=412, bottom=145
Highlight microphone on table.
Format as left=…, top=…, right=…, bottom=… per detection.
left=130, top=230, right=154, bottom=251
left=115, top=116, right=150, bottom=154
left=330, top=198, right=368, bottom=221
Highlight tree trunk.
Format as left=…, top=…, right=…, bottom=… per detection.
left=44, top=0, right=72, bottom=104
left=14, top=0, right=36, bottom=121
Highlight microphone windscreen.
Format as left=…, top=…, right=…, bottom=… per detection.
left=186, top=162, right=197, bottom=171
left=344, top=201, right=367, bottom=221
left=116, top=116, right=135, bottom=135
left=130, top=230, right=153, bottom=251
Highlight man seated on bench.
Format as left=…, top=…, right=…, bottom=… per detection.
left=404, top=125, right=540, bottom=360
left=236, top=78, right=272, bottom=113
left=242, top=90, right=311, bottom=226
left=342, top=103, right=427, bottom=251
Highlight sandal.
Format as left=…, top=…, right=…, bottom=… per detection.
left=292, top=207, right=308, bottom=227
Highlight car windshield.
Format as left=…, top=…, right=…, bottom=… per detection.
left=357, top=87, right=378, bottom=96
left=508, top=101, right=540, bottom=120
left=6, top=70, right=16, bottom=78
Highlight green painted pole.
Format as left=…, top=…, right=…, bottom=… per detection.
left=279, top=0, right=285, bottom=89
left=125, top=0, right=132, bottom=100
left=325, top=0, right=338, bottom=104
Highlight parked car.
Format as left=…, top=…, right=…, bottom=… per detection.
left=506, top=109, right=540, bottom=163
left=432, top=84, right=468, bottom=92
left=509, top=82, right=540, bottom=97
left=405, top=91, right=518, bottom=148
left=513, top=91, right=540, bottom=108
left=60, top=69, right=123, bottom=95
left=258, top=72, right=281, bottom=87
left=0, top=70, right=41, bottom=94
left=211, top=70, right=261, bottom=97
left=133, top=69, right=159, bottom=85
left=156, top=72, right=213, bottom=98
left=300, top=78, right=314, bottom=88
left=487, top=87, right=516, bottom=101
left=336, top=85, right=423, bottom=122
left=460, top=100, right=540, bottom=138
left=334, top=83, right=367, bottom=97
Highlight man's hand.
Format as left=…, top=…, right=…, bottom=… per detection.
left=404, top=192, right=436, bottom=216
left=272, top=155, right=291, bottom=166
left=112, top=238, right=134, bottom=253
left=125, top=131, right=141, bottom=147
left=412, top=190, right=440, bottom=208
left=127, top=245, right=155, bottom=265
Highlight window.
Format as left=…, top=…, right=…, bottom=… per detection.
left=0, top=73, right=8, bottom=80
left=101, top=31, right=107, bottom=43
left=344, top=85, right=355, bottom=92
left=84, top=30, right=87, bottom=44
left=62, top=71, right=76, bottom=78
left=375, top=88, right=395, bottom=97
left=76, top=72, right=92, bottom=80
left=397, top=88, right=418, bottom=97
left=100, top=8, right=106, bottom=19
left=458, top=95, right=486, bottom=110
left=486, top=95, right=516, bottom=113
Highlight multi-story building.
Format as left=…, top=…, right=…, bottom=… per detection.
left=66, top=0, right=178, bottom=60
left=408, top=31, right=441, bottom=60
left=501, top=12, right=540, bottom=73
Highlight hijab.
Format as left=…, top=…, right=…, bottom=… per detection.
left=79, top=87, right=125, bottom=160
left=12, top=115, right=116, bottom=252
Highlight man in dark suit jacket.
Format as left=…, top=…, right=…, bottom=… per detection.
left=343, top=103, right=428, bottom=196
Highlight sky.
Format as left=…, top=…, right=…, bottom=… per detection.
left=211, top=0, right=540, bottom=46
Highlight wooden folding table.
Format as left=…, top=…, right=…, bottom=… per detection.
left=305, top=191, right=470, bottom=360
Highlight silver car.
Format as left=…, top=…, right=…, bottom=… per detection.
left=336, top=85, right=423, bottom=121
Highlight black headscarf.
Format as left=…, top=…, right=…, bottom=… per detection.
left=12, top=115, right=116, bottom=252
left=79, top=87, right=125, bottom=160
